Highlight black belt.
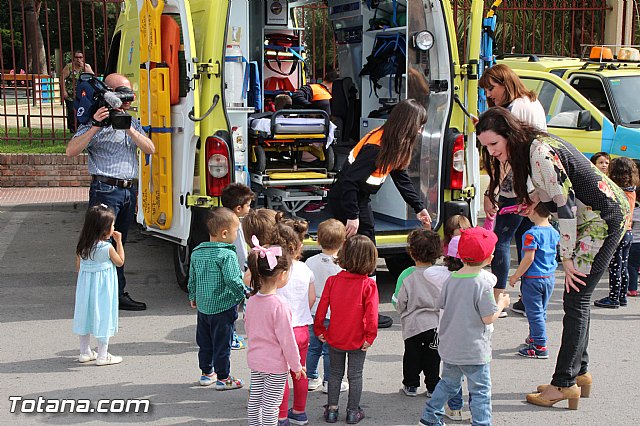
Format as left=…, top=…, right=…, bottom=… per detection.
left=92, top=175, right=135, bottom=189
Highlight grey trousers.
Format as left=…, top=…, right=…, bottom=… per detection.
left=328, top=345, right=367, bottom=410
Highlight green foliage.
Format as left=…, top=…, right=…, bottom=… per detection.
left=1, top=128, right=69, bottom=153
left=0, top=0, right=121, bottom=74
left=296, top=5, right=337, bottom=81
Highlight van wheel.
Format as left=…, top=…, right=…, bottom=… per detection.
left=173, top=243, right=190, bottom=293
left=384, top=253, right=415, bottom=281
left=251, top=146, right=266, bottom=173
left=322, top=145, right=335, bottom=171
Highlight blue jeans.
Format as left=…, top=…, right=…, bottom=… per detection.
left=196, top=307, right=237, bottom=379
left=306, top=321, right=330, bottom=380
left=521, top=276, right=555, bottom=346
left=491, top=196, right=533, bottom=289
left=420, top=362, right=491, bottom=426
left=627, top=242, right=640, bottom=292
left=89, top=180, right=137, bottom=297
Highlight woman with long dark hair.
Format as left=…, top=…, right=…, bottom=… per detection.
left=328, top=98, right=431, bottom=241
left=476, top=107, right=629, bottom=409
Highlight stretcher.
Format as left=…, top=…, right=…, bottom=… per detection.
left=248, top=109, right=336, bottom=173
left=251, top=169, right=336, bottom=218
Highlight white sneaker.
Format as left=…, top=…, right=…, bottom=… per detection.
left=499, top=311, right=508, bottom=318
left=95, top=353, right=123, bottom=366
left=78, top=350, right=97, bottom=363
left=308, top=377, right=323, bottom=390
left=445, top=405, right=463, bottom=421
left=322, top=381, right=349, bottom=393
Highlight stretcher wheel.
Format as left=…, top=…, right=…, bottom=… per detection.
left=251, top=145, right=267, bottom=173
left=322, top=145, right=335, bottom=171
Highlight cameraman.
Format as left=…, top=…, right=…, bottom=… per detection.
left=66, top=73, right=155, bottom=311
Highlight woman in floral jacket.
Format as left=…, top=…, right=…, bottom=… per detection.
left=476, top=107, right=629, bottom=409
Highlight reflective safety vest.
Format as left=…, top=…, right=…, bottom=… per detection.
left=310, top=84, right=332, bottom=101
left=348, top=128, right=388, bottom=187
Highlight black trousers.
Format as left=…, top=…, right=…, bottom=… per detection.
left=64, top=98, right=76, bottom=132
left=328, top=195, right=376, bottom=243
left=402, top=328, right=441, bottom=391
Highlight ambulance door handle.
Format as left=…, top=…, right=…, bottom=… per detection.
left=188, top=94, right=220, bottom=122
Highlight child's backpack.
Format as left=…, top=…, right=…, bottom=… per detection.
left=73, top=73, right=108, bottom=125
left=359, top=32, right=406, bottom=97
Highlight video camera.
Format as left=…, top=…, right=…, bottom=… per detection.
left=74, top=73, right=134, bottom=130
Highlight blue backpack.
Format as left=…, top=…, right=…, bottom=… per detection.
left=359, top=32, right=406, bottom=97
left=73, top=73, right=108, bottom=125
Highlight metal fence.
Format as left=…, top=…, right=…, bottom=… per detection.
left=453, top=0, right=611, bottom=62
left=0, top=0, right=123, bottom=144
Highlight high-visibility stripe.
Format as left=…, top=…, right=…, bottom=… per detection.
left=349, top=128, right=389, bottom=182
left=310, top=84, right=332, bottom=101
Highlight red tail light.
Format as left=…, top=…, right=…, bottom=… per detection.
left=206, top=135, right=231, bottom=197
left=450, top=134, right=465, bottom=190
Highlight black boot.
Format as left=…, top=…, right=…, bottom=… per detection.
left=119, top=292, right=147, bottom=311
left=378, top=313, right=393, bottom=328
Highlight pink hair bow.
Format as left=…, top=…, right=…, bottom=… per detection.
left=251, top=235, right=282, bottom=270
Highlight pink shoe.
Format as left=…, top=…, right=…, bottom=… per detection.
left=628, top=290, right=638, bottom=297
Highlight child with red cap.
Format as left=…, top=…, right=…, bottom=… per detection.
left=419, top=227, right=510, bottom=426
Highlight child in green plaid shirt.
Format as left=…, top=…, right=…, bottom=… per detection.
left=188, top=207, right=247, bottom=390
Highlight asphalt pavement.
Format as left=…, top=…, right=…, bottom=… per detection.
left=1, top=202, right=639, bottom=425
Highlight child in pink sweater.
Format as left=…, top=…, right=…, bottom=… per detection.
left=245, top=238, right=306, bottom=426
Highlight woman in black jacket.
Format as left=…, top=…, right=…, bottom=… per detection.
left=328, top=99, right=431, bottom=240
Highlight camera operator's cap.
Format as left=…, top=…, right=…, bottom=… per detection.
left=458, top=227, right=498, bottom=263
left=447, top=235, right=461, bottom=259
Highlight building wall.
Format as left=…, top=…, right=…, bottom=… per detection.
left=0, top=154, right=91, bottom=187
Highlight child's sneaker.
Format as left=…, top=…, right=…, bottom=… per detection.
left=95, top=353, right=122, bottom=366
left=424, top=389, right=433, bottom=398
left=620, top=297, right=628, bottom=307
left=308, top=377, right=323, bottom=390
left=445, top=405, right=463, bottom=421
left=78, top=350, right=97, bottom=363
left=345, top=407, right=365, bottom=424
left=323, top=405, right=339, bottom=423
left=287, top=408, right=309, bottom=425
left=278, top=419, right=290, bottom=426
left=402, top=385, right=418, bottom=397
left=214, top=375, right=244, bottom=391
left=231, top=339, right=246, bottom=350
left=594, top=296, right=620, bottom=308
left=517, top=343, right=549, bottom=359
left=199, top=372, right=216, bottom=386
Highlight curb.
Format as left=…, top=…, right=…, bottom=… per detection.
left=0, top=201, right=89, bottom=212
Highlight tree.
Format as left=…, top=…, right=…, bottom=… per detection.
left=23, top=0, right=48, bottom=74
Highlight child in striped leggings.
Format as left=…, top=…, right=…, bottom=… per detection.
left=245, top=237, right=306, bottom=426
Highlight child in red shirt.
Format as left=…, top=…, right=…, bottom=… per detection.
left=314, top=235, right=379, bottom=424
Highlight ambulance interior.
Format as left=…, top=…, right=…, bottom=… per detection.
left=230, top=0, right=438, bottom=237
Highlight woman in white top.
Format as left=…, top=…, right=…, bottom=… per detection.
left=479, top=64, right=548, bottom=307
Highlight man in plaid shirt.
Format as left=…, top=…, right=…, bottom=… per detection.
left=188, top=207, right=246, bottom=390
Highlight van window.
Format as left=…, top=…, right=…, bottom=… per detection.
left=605, top=76, right=640, bottom=125
left=521, top=78, right=583, bottom=129
left=569, top=77, right=613, bottom=122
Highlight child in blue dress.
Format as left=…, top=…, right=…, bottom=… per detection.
left=72, top=204, right=124, bottom=366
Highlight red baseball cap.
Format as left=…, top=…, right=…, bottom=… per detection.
left=458, top=227, right=498, bottom=263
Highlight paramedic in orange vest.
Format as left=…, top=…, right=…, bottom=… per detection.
left=328, top=99, right=432, bottom=241
left=290, top=70, right=338, bottom=115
